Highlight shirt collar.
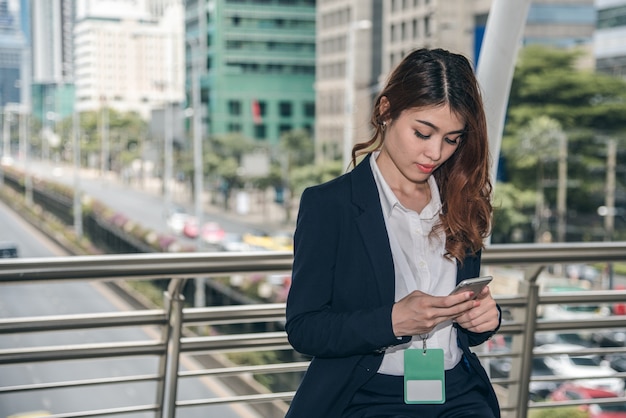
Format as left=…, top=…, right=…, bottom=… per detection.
left=370, top=151, right=442, bottom=220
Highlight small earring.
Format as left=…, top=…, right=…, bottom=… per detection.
left=381, top=121, right=387, bottom=130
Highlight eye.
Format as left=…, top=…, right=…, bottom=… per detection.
left=445, top=135, right=462, bottom=145
left=414, top=130, right=430, bottom=139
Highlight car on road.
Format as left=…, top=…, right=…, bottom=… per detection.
left=536, top=343, right=624, bottom=396
left=242, top=231, right=293, bottom=251
left=592, top=329, right=626, bottom=348
left=566, top=264, right=601, bottom=284
left=219, top=233, right=253, bottom=252
left=549, top=383, right=626, bottom=418
left=588, top=402, right=626, bottom=418
left=550, top=382, right=619, bottom=402
left=541, top=303, right=612, bottom=321
left=535, top=332, right=595, bottom=347
left=164, top=205, right=190, bottom=235
left=182, top=218, right=226, bottom=244
left=529, top=356, right=561, bottom=401
left=201, top=221, right=226, bottom=244
left=485, top=346, right=561, bottom=400
left=0, top=241, right=18, bottom=258
left=605, top=353, right=626, bottom=374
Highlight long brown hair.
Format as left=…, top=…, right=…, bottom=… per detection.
left=352, top=48, right=492, bottom=262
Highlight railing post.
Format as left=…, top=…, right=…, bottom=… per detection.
left=506, top=265, right=542, bottom=418
left=157, top=278, right=187, bottom=418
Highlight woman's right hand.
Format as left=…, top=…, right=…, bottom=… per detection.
left=391, top=290, right=478, bottom=337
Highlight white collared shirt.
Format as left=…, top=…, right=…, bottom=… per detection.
left=370, top=152, right=462, bottom=374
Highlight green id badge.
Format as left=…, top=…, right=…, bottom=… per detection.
left=404, top=348, right=445, bottom=404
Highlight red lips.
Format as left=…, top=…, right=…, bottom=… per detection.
left=417, top=163, right=435, bottom=174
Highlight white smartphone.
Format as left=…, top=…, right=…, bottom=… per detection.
left=449, top=276, right=493, bottom=298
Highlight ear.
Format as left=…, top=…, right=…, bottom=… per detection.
left=378, top=96, right=390, bottom=122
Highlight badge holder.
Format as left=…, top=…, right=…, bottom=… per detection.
left=404, top=337, right=445, bottom=404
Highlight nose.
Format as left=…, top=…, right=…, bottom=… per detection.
left=423, top=137, right=443, bottom=162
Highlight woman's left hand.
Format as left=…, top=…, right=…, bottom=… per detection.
left=453, top=286, right=499, bottom=333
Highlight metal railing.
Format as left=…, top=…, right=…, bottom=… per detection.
left=2, top=243, right=626, bottom=418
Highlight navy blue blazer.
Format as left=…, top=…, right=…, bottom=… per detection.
left=285, top=154, right=500, bottom=418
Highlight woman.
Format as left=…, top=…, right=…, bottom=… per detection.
left=285, top=48, right=501, bottom=417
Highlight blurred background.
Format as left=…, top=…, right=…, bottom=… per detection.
left=2, top=2, right=626, bottom=417
left=1, top=0, right=625, bottom=251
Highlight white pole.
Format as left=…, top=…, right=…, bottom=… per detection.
left=164, top=29, right=175, bottom=211
left=476, top=0, right=532, bottom=187
left=164, top=101, right=173, bottom=210
left=0, top=100, right=4, bottom=187
left=73, top=108, right=83, bottom=238
left=21, top=108, right=32, bottom=205
left=190, top=38, right=206, bottom=309
left=343, top=19, right=371, bottom=171
left=2, top=108, right=10, bottom=160
left=100, top=99, right=109, bottom=175
left=192, top=47, right=203, bottom=253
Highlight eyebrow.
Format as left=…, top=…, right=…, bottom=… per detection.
left=415, top=119, right=466, bottom=136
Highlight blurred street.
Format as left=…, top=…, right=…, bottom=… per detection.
left=12, top=158, right=298, bottom=250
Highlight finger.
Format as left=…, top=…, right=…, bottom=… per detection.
left=474, top=286, right=491, bottom=300
left=436, top=291, right=476, bottom=308
left=456, top=304, right=498, bottom=330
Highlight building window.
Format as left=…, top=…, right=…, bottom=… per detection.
left=598, top=5, right=626, bottom=29
left=254, top=124, right=267, bottom=139
left=279, top=101, right=292, bottom=117
left=258, top=101, right=267, bottom=116
left=228, top=100, right=241, bottom=116
left=303, top=101, right=315, bottom=118
left=228, top=123, right=242, bottom=132
left=279, top=124, right=292, bottom=135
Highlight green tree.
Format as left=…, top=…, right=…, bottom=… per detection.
left=290, top=160, right=343, bottom=196
left=56, top=108, right=147, bottom=174
left=506, top=45, right=626, bottom=132
left=491, top=182, right=536, bottom=243
left=203, top=133, right=256, bottom=209
left=277, top=129, right=315, bottom=222
left=497, top=45, right=626, bottom=242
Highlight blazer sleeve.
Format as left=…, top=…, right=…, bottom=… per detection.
left=285, top=184, right=406, bottom=358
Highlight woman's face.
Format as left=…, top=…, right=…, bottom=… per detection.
left=377, top=101, right=464, bottom=185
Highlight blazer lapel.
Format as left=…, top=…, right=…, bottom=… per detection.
left=350, top=155, right=395, bottom=304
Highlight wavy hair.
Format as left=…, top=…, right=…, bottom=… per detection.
left=352, top=48, right=492, bottom=262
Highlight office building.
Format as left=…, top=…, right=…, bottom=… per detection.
left=29, top=0, right=75, bottom=126
left=595, top=0, right=626, bottom=77
left=525, top=0, right=596, bottom=48
left=0, top=0, right=27, bottom=108
left=316, top=0, right=489, bottom=164
left=184, top=0, right=316, bottom=145
left=74, top=0, right=185, bottom=119
left=315, top=0, right=598, bottom=164
left=315, top=0, right=379, bottom=163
